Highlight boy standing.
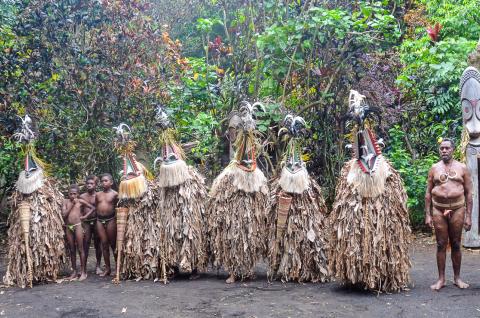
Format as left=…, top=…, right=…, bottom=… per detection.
left=62, top=184, right=95, bottom=281
left=80, top=175, right=103, bottom=275
left=95, top=173, right=118, bottom=277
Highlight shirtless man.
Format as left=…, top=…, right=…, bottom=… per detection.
left=62, top=184, right=96, bottom=281
left=96, top=173, right=118, bottom=277
left=80, top=175, right=103, bottom=275
left=425, top=139, right=473, bottom=291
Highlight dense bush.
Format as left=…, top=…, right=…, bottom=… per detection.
left=1, top=0, right=478, bottom=227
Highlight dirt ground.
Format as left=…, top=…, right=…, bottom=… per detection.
left=1, top=236, right=480, bottom=318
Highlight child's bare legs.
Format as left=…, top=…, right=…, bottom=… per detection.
left=65, top=228, right=78, bottom=280
left=75, top=226, right=87, bottom=281
left=83, top=223, right=93, bottom=272
left=94, top=231, right=103, bottom=275
left=106, top=219, right=117, bottom=261
left=83, top=222, right=102, bottom=274
left=96, top=221, right=111, bottom=276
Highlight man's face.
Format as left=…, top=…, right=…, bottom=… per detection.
left=69, top=189, right=78, bottom=200
left=85, top=179, right=96, bottom=192
left=101, top=176, right=112, bottom=190
left=439, top=141, right=454, bottom=162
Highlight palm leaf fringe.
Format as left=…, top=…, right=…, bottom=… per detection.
left=120, top=181, right=163, bottom=280
left=267, top=177, right=329, bottom=283
left=207, top=165, right=268, bottom=279
left=328, top=159, right=412, bottom=292
left=156, top=167, right=208, bottom=273
left=3, top=180, right=66, bottom=288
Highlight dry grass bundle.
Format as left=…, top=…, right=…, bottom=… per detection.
left=277, top=166, right=310, bottom=194
left=156, top=166, right=208, bottom=273
left=118, top=174, right=148, bottom=200
left=267, top=177, right=329, bottom=283
left=3, top=180, right=66, bottom=288
left=120, top=181, right=162, bottom=280
left=328, top=158, right=412, bottom=292
left=208, top=165, right=268, bottom=279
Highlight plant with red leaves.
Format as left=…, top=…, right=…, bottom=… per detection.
left=426, top=23, right=442, bottom=42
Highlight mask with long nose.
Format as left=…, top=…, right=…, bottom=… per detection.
left=461, top=67, right=480, bottom=144
left=348, top=90, right=382, bottom=175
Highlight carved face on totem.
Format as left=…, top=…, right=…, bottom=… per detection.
left=461, top=67, right=480, bottom=143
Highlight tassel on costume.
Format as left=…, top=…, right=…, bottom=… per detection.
left=118, top=174, right=148, bottom=200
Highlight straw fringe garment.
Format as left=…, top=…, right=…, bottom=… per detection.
left=328, top=157, right=411, bottom=292
left=3, top=180, right=66, bottom=288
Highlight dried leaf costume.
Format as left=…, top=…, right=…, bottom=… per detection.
left=328, top=91, right=411, bottom=292
left=3, top=115, right=65, bottom=288
left=208, top=101, right=269, bottom=282
left=113, top=123, right=160, bottom=282
left=153, top=107, right=208, bottom=275
left=267, top=115, right=329, bottom=283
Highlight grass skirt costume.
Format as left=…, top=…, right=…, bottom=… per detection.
left=266, top=115, right=329, bottom=283
left=153, top=115, right=209, bottom=275
left=120, top=180, right=161, bottom=280
left=3, top=116, right=65, bottom=288
left=113, top=123, right=161, bottom=281
left=327, top=91, right=411, bottom=292
left=208, top=102, right=268, bottom=280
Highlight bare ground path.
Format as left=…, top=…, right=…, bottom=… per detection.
left=1, top=236, right=480, bottom=318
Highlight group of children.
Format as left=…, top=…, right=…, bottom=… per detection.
left=62, top=174, right=118, bottom=281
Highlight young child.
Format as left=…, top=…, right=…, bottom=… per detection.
left=95, top=173, right=118, bottom=277
left=80, top=175, right=103, bottom=275
left=62, top=184, right=95, bottom=281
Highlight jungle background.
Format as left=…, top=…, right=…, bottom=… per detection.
left=0, top=0, right=479, bottom=228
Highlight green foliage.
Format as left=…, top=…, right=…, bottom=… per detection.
left=387, top=125, right=437, bottom=226
left=1, top=0, right=477, bottom=228
left=0, top=136, right=22, bottom=197
left=399, top=0, right=479, bottom=116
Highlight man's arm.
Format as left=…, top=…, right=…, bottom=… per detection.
left=464, top=165, right=473, bottom=231
left=425, top=168, right=434, bottom=228
left=79, top=199, right=96, bottom=220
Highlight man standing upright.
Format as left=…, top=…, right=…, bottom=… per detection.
left=425, top=139, right=473, bottom=291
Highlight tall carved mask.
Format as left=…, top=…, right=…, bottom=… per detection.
left=153, top=105, right=183, bottom=167
left=348, top=90, right=382, bottom=175
left=461, top=67, right=480, bottom=142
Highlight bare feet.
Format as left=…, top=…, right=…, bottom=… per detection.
left=78, top=272, right=88, bottom=281
left=66, top=271, right=78, bottom=281
left=430, top=279, right=446, bottom=291
left=226, top=274, right=235, bottom=284
left=454, top=278, right=469, bottom=289
left=99, top=269, right=111, bottom=277
left=96, top=266, right=103, bottom=275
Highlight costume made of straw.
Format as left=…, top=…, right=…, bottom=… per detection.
left=328, top=91, right=411, bottom=292
left=113, top=123, right=160, bottom=282
left=153, top=107, right=208, bottom=276
left=3, top=115, right=65, bottom=288
left=266, top=115, right=329, bottom=283
left=208, top=102, right=268, bottom=280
